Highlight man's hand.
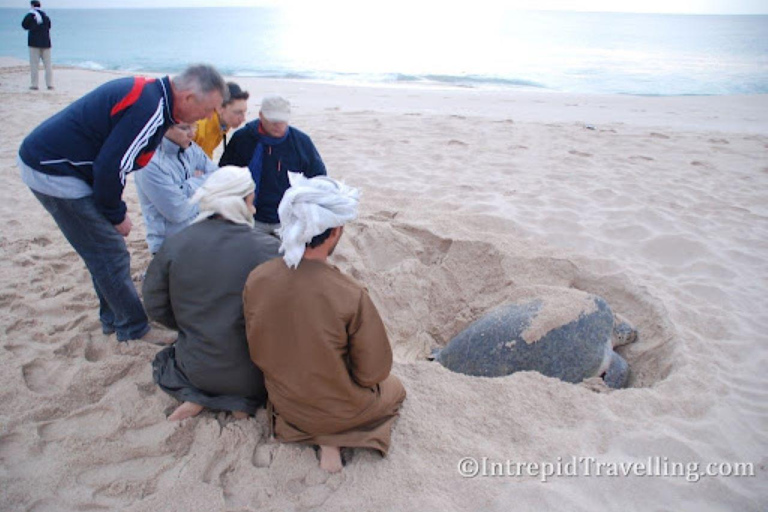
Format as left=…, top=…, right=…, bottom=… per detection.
left=194, top=169, right=205, bottom=177
left=114, top=215, right=132, bottom=237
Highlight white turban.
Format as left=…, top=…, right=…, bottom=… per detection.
left=277, top=173, right=360, bottom=268
left=190, top=166, right=255, bottom=227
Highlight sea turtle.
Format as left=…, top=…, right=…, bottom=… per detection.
left=434, top=286, right=638, bottom=388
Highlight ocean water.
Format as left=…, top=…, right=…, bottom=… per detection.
left=1, top=7, right=767, bottom=96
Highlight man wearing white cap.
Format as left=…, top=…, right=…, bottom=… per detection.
left=144, top=166, right=280, bottom=421
left=219, top=94, right=326, bottom=237
left=243, top=174, right=406, bottom=473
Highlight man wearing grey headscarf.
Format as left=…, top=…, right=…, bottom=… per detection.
left=243, top=174, right=406, bottom=473
left=144, top=167, right=280, bottom=421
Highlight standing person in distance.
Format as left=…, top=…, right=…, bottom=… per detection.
left=21, top=0, right=53, bottom=90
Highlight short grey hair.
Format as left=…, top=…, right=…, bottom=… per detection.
left=172, top=64, right=229, bottom=102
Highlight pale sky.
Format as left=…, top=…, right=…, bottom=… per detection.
left=2, top=0, right=768, bottom=14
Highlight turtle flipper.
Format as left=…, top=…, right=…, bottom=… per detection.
left=603, top=352, right=630, bottom=388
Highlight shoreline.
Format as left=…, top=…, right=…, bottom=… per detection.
left=2, top=57, right=768, bottom=134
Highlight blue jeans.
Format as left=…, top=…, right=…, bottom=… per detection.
left=31, top=190, right=150, bottom=341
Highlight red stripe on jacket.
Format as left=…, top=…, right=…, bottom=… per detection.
left=136, top=150, right=155, bottom=168
left=110, top=77, right=157, bottom=117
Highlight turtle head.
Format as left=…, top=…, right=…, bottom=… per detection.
left=612, top=321, right=638, bottom=348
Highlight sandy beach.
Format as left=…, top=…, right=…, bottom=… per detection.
left=1, top=57, right=766, bottom=511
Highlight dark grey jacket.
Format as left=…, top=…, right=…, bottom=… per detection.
left=143, top=217, right=280, bottom=400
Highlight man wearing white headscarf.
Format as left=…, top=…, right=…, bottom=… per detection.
left=144, top=167, right=280, bottom=421
left=243, top=174, right=406, bottom=473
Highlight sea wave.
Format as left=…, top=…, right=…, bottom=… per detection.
left=234, top=69, right=550, bottom=90
left=74, top=61, right=106, bottom=71
left=60, top=61, right=767, bottom=96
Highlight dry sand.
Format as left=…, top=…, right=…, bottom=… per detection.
left=1, top=58, right=766, bottom=511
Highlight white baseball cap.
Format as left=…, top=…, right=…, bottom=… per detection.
left=260, top=94, right=291, bottom=123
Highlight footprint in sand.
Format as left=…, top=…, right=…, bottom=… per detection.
left=0, top=291, right=21, bottom=308
left=299, top=485, right=332, bottom=508
left=448, top=139, right=468, bottom=146
left=629, top=155, right=655, bottom=161
left=84, top=338, right=109, bottom=362
left=11, top=257, right=35, bottom=268
left=37, top=407, right=119, bottom=441
left=31, top=236, right=52, bottom=247
left=6, top=317, right=38, bottom=334
left=690, top=161, right=711, bottom=167
left=77, top=455, right=174, bottom=495
left=568, top=150, right=592, bottom=157
left=53, top=335, right=86, bottom=358
left=3, top=344, right=29, bottom=356
left=22, top=358, right=77, bottom=394
left=708, top=138, right=729, bottom=145
left=650, top=132, right=670, bottom=139
left=252, top=443, right=276, bottom=468
left=202, top=448, right=236, bottom=485
left=48, top=313, right=88, bottom=335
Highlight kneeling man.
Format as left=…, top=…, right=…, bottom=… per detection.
left=243, top=174, right=406, bottom=473
left=144, top=167, right=280, bottom=420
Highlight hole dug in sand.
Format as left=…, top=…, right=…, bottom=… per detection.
left=337, top=218, right=676, bottom=389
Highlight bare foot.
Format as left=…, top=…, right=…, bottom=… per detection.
left=231, top=411, right=249, bottom=419
left=319, top=445, right=343, bottom=473
left=168, top=401, right=204, bottom=421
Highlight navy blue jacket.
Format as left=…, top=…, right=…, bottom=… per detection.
left=19, top=76, right=176, bottom=224
left=21, top=9, right=51, bottom=48
left=219, top=120, right=326, bottom=224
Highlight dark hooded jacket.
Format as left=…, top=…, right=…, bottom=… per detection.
left=219, top=120, right=326, bottom=224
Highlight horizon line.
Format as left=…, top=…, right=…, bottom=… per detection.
left=2, top=6, right=768, bottom=15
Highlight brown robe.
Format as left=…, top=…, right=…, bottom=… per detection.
left=243, top=258, right=406, bottom=454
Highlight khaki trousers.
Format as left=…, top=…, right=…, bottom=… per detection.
left=29, top=47, right=53, bottom=89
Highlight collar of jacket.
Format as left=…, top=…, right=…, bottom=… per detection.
left=158, top=76, right=177, bottom=124
left=158, top=136, right=186, bottom=156
left=247, top=119, right=291, bottom=145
